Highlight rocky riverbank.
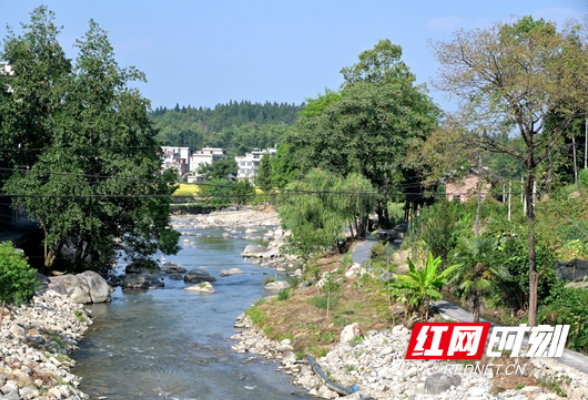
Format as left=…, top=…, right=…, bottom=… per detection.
left=231, top=315, right=588, bottom=400
left=0, top=290, right=93, bottom=400
left=171, top=206, right=280, bottom=230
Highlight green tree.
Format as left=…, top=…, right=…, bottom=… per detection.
left=1, top=9, right=180, bottom=271
left=430, top=16, right=588, bottom=326
left=0, top=242, right=39, bottom=327
left=334, top=172, right=376, bottom=237
left=322, top=273, right=340, bottom=319
left=256, top=153, right=273, bottom=193
left=197, top=157, right=238, bottom=180
left=279, top=169, right=347, bottom=260
left=287, top=40, right=439, bottom=227
left=389, top=252, right=457, bottom=321
left=271, top=143, right=301, bottom=188
left=0, top=6, right=71, bottom=172
left=450, top=237, right=509, bottom=322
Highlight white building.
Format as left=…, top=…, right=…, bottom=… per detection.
left=190, top=147, right=226, bottom=172
left=235, top=147, right=277, bottom=182
left=161, top=146, right=191, bottom=177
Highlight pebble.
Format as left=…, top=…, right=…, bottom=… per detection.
left=0, top=289, right=92, bottom=400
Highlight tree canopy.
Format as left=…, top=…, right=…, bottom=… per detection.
left=0, top=7, right=180, bottom=271
left=430, top=16, right=588, bottom=326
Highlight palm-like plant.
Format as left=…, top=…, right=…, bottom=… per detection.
left=451, top=237, right=509, bottom=322
left=390, top=252, right=457, bottom=321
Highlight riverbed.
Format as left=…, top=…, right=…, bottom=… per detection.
left=72, top=227, right=312, bottom=400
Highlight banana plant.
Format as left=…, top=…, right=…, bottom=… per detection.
left=390, top=252, right=457, bottom=321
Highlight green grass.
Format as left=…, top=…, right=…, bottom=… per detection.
left=309, top=295, right=338, bottom=310
left=277, top=289, right=291, bottom=301
left=73, top=309, right=86, bottom=323
left=245, top=303, right=268, bottom=326
left=50, top=333, right=67, bottom=348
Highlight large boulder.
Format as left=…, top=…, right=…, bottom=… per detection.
left=264, top=281, right=291, bottom=291
left=340, top=323, right=363, bottom=344
left=184, top=269, right=217, bottom=283
left=48, top=271, right=111, bottom=304
left=184, top=281, right=216, bottom=294
left=121, top=273, right=165, bottom=289
left=219, top=268, right=243, bottom=277
left=161, top=263, right=187, bottom=274
left=241, top=245, right=273, bottom=258
left=424, top=373, right=462, bottom=395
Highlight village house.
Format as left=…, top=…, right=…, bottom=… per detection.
left=235, top=147, right=277, bottom=182
left=161, top=146, right=191, bottom=177
left=445, top=167, right=502, bottom=203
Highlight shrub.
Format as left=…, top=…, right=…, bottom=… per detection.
left=370, top=243, right=386, bottom=260
left=277, top=289, right=291, bottom=301
left=286, top=275, right=299, bottom=288
left=0, top=242, right=40, bottom=327
left=580, top=169, right=588, bottom=189
left=539, top=286, right=588, bottom=353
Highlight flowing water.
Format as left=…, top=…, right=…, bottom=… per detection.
left=72, top=227, right=312, bottom=400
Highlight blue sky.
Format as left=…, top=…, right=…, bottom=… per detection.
left=0, top=1, right=586, bottom=112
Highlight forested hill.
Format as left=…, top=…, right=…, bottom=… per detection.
left=151, top=101, right=304, bottom=154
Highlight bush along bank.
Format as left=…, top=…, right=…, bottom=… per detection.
left=0, top=289, right=93, bottom=400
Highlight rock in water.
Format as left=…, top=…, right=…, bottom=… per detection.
left=121, top=273, right=165, bottom=289
left=424, top=373, right=462, bottom=395
left=48, top=271, right=111, bottom=304
left=184, top=282, right=216, bottom=294
left=219, top=268, right=244, bottom=277
left=184, top=269, right=217, bottom=283
left=161, top=265, right=187, bottom=274
left=264, top=281, right=291, bottom=291
left=241, top=245, right=271, bottom=258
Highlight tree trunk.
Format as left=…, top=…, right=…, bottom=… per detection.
left=526, top=164, right=538, bottom=327
left=74, top=236, right=85, bottom=271
left=473, top=307, right=480, bottom=323
left=45, top=242, right=64, bottom=268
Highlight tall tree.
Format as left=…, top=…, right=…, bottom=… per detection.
left=1, top=9, right=180, bottom=271
left=430, top=16, right=588, bottom=325
left=287, top=40, right=439, bottom=229
left=255, top=153, right=273, bottom=193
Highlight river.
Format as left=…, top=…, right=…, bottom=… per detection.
left=72, top=226, right=313, bottom=400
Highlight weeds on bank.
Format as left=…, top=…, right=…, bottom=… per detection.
left=73, top=309, right=86, bottom=323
